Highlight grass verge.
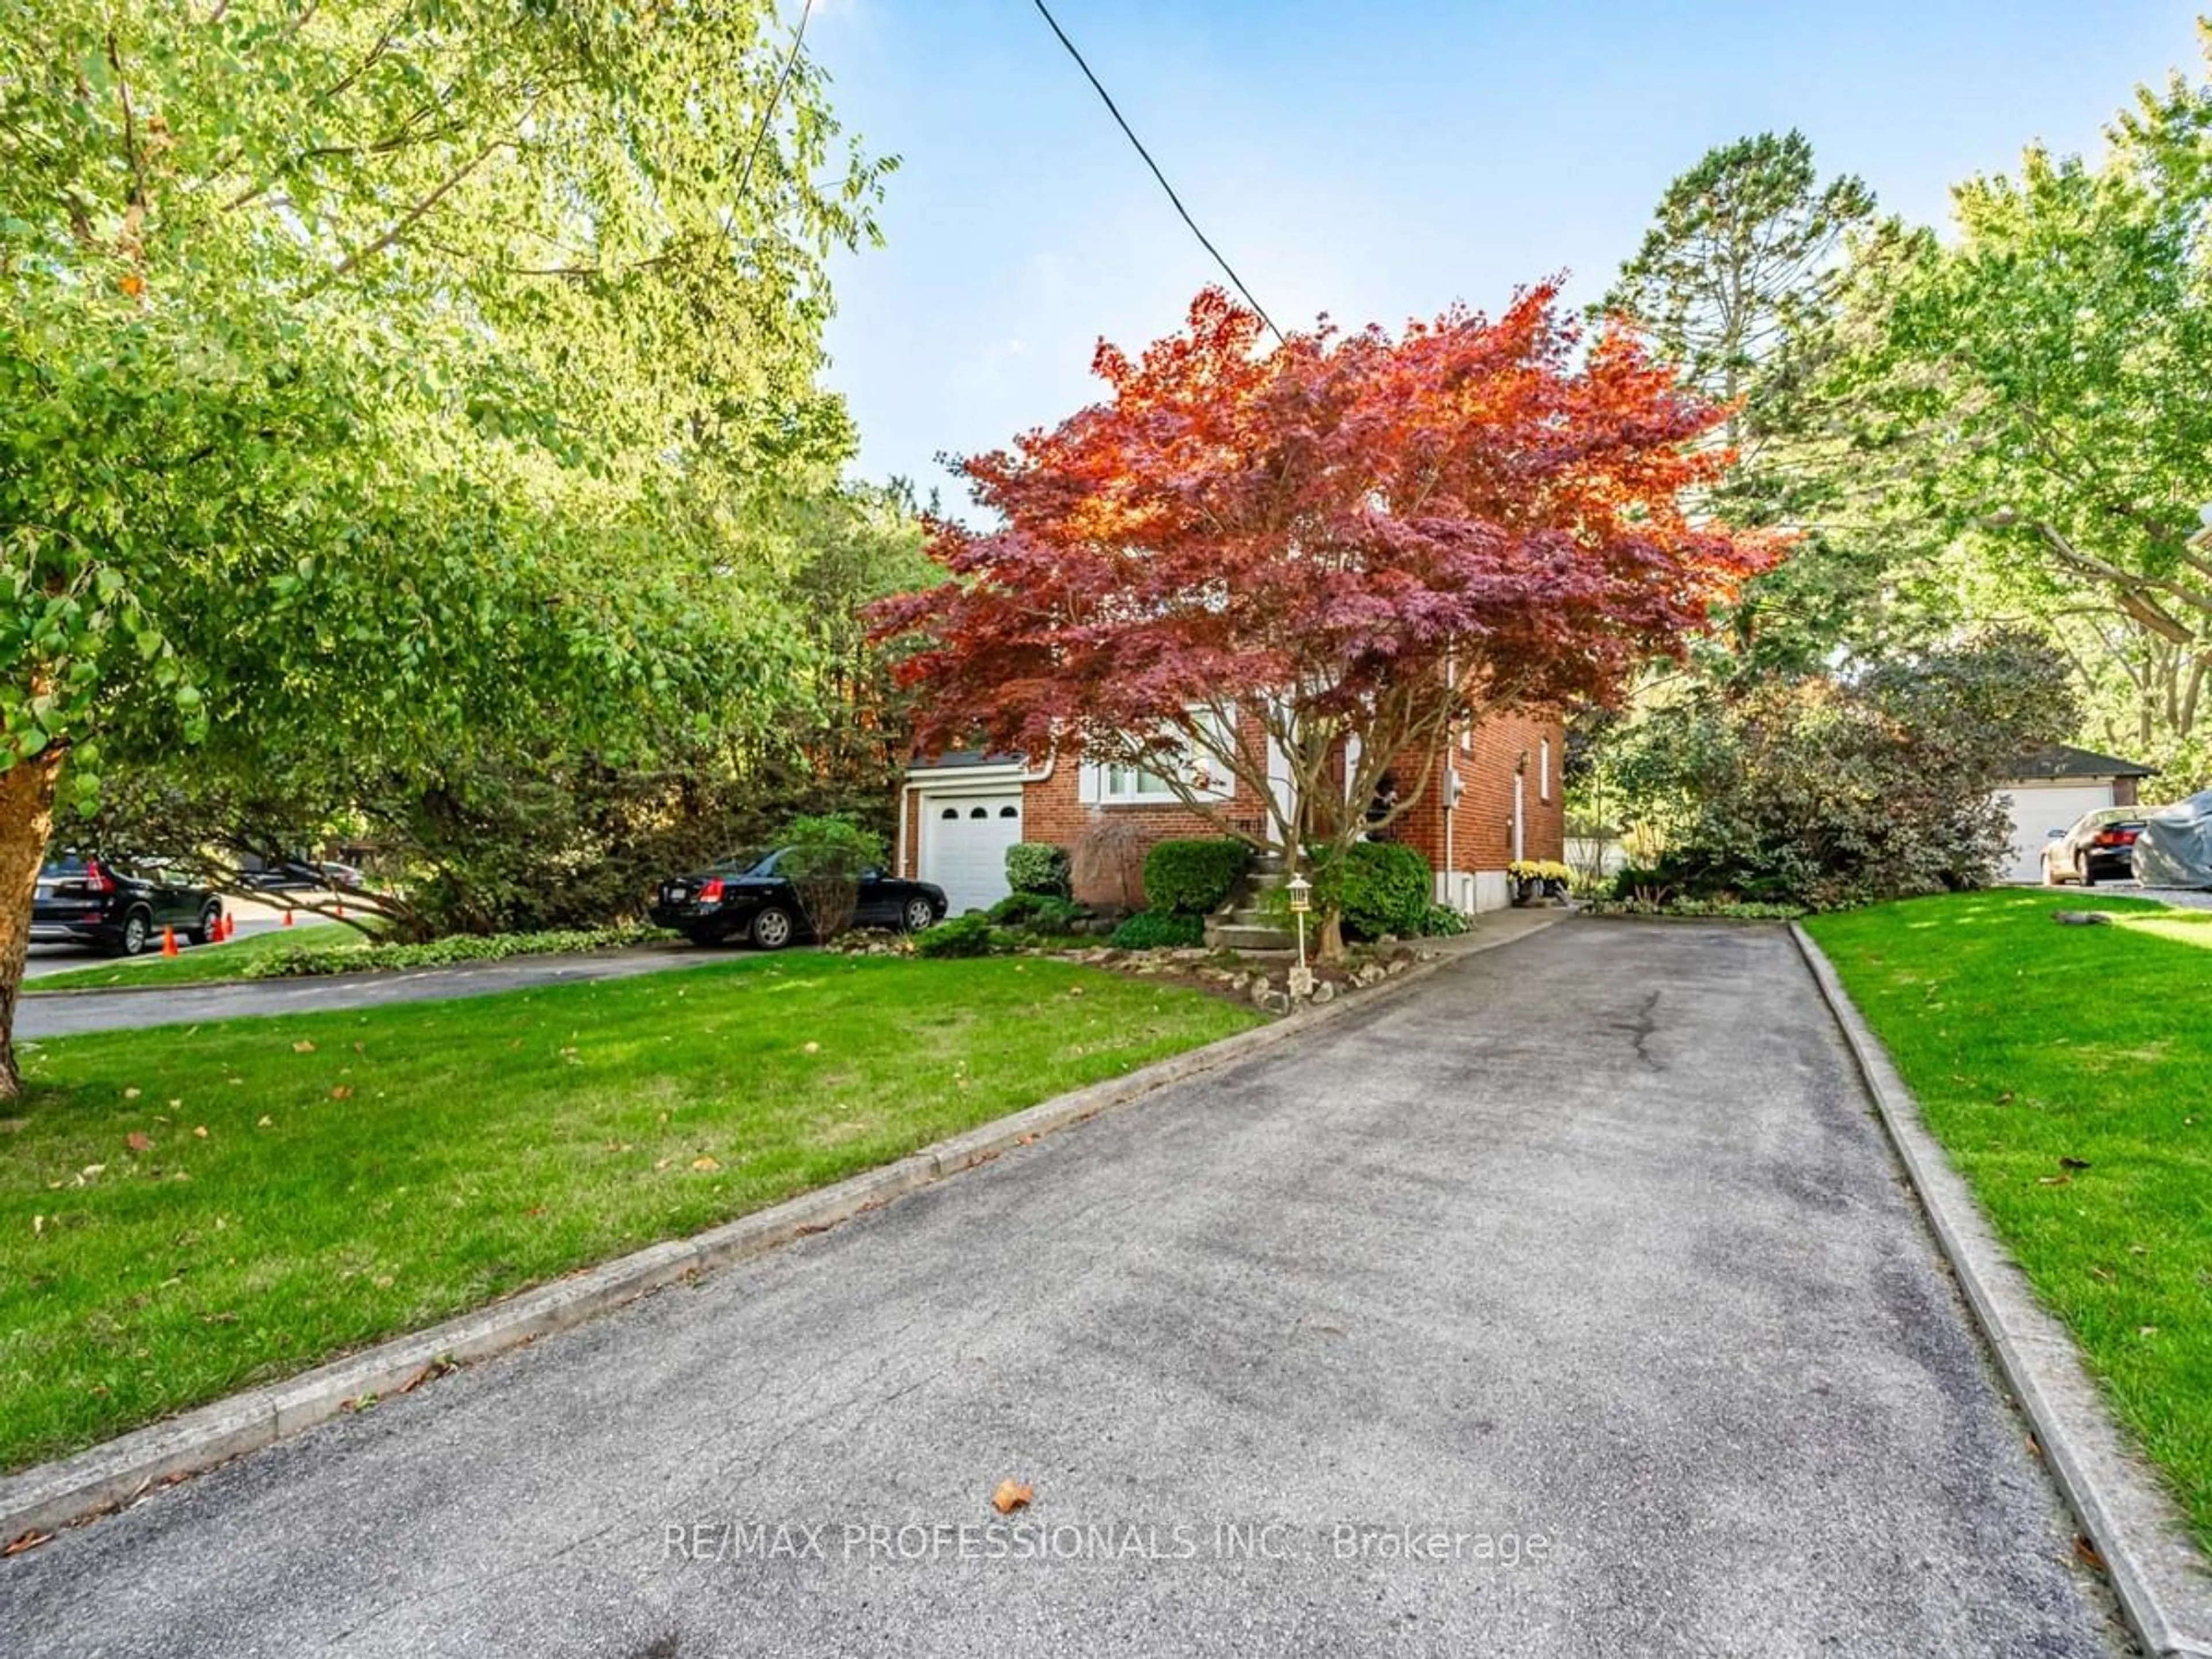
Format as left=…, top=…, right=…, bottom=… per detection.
left=1804, top=888, right=2212, bottom=1547
left=0, top=953, right=1259, bottom=1472
left=28, top=925, right=368, bottom=992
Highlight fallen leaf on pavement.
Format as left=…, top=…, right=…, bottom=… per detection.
left=123, top=1087, right=142, bottom=1100
left=2073, top=1535, right=2108, bottom=1572
left=193, top=1126, right=209, bottom=1139
left=125, top=1132, right=153, bottom=1153
left=2, top=1530, right=52, bottom=1558
left=329, top=1086, right=353, bottom=1101
left=257, top=1115, right=273, bottom=1128
left=992, top=1479, right=1033, bottom=1515
left=690, top=1156, right=721, bottom=1172
left=293, top=1040, right=316, bottom=1054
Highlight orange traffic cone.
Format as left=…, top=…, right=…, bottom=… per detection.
left=219, top=912, right=234, bottom=941
left=282, top=909, right=294, bottom=928
left=161, top=926, right=179, bottom=957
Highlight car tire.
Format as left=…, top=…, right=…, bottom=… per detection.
left=749, top=905, right=797, bottom=951
left=900, top=897, right=937, bottom=933
left=191, top=902, right=221, bottom=946
left=2080, top=857, right=2097, bottom=888
left=111, top=908, right=153, bottom=957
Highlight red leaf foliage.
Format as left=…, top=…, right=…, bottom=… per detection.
left=873, top=285, right=1775, bottom=824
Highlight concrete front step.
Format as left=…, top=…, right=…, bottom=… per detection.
left=1205, top=922, right=1298, bottom=951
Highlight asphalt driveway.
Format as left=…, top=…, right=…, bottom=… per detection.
left=0, top=921, right=2126, bottom=1657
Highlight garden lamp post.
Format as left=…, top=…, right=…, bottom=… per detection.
left=1286, top=873, right=1313, bottom=999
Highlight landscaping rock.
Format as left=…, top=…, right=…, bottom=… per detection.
left=2052, top=911, right=2115, bottom=927
left=1311, top=982, right=1337, bottom=1005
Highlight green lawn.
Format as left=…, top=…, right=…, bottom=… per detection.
left=0, top=954, right=1259, bottom=1472
left=29, top=923, right=366, bottom=991
left=1805, top=889, right=2212, bottom=1546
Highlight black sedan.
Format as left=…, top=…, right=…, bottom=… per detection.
left=649, top=849, right=946, bottom=949
left=2040, top=808, right=2149, bottom=887
left=32, top=855, right=223, bottom=956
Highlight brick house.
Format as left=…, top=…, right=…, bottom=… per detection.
left=896, top=707, right=1566, bottom=915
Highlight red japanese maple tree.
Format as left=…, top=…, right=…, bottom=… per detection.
left=873, top=285, right=1772, bottom=946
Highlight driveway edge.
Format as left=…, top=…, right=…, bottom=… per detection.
left=0, top=912, right=1564, bottom=1547
left=1791, top=922, right=2212, bottom=1659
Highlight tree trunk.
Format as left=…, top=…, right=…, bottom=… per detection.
left=1317, top=910, right=1346, bottom=963
left=0, top=751, right=63, bottom=1099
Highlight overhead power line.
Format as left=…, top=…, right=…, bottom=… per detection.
left=736, top=0, right=817, bottom=209
left=1027, top=0, right=1285, bottom=343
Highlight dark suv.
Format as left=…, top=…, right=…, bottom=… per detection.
left=31, top=855, right=223, bottom=956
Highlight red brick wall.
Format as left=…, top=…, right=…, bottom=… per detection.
left=1393, top=710, right=1566, bottom=875
left=1022, top=708, right=1275, bottom=909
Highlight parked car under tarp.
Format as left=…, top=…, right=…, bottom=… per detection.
left=2132, top=790, right=2212, bottom=889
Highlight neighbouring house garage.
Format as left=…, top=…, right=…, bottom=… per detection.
left=900, top=753, right=1037, bottom=915
left=1994, top=744, right=2157, bottom=884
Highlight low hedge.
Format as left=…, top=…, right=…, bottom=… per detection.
left=1142, top=838, right=1248, bottom=917
left=240, top=924, right=669, bottom=979
left=1109, top=910, right=1205, bottom=950
left=914, top=913, right=1000, bottom=958
left=987, top=891, right=1087, bottom=932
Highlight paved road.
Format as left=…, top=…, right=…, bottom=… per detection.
left=0, top=922, right=2127, bottom=1657
left=14, top=946, right=723, bottom=1038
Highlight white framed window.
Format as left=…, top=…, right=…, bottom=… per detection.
left=1093, top=706, right=1236, bottom=805
left=1540, top=737, right=1552, bottom=802
left=1102, top=760, right=1180, bottom=802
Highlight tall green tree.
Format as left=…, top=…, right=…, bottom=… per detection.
left=0, top=1, right=892, bottom=1093
left=1604, top=131, right=1884, bottom=673
left=1828, top=28, right=2212, bottom=777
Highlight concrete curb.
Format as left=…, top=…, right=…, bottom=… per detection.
left=1790, top=922, right=2212, bottom=1659
left=0, top=914, right=1564, bottom=1547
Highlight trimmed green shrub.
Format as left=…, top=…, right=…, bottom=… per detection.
left=914, top=913, right=998, bottom=958
left=1109, top=910, right=1205, bottom=950
left=1005, top=842, right=1072, bottom=898
left=1327, top=842, right=1433, bottom=940
left=1416, top=903, right=1469, bottom=937
left=987, top=891, right=1086, bottom=932
left=1142, top=838, right=1248, bottom=917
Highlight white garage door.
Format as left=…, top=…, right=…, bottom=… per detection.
left=1999, top=782, right=2114, bottom=883
left=921, top=794, right=1024, bottom=914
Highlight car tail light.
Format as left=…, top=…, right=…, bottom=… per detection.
left=84, top=860, right=117, bottom=894
left=697, top=877, right=724, bottom=903
left=2093, top=830, right=2139, bottom=847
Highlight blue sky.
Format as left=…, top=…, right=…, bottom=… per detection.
left=806, top=1, right=2206, bottom=501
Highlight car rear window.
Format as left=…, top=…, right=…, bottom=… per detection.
left=39, top=855, right=90, bottom=876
